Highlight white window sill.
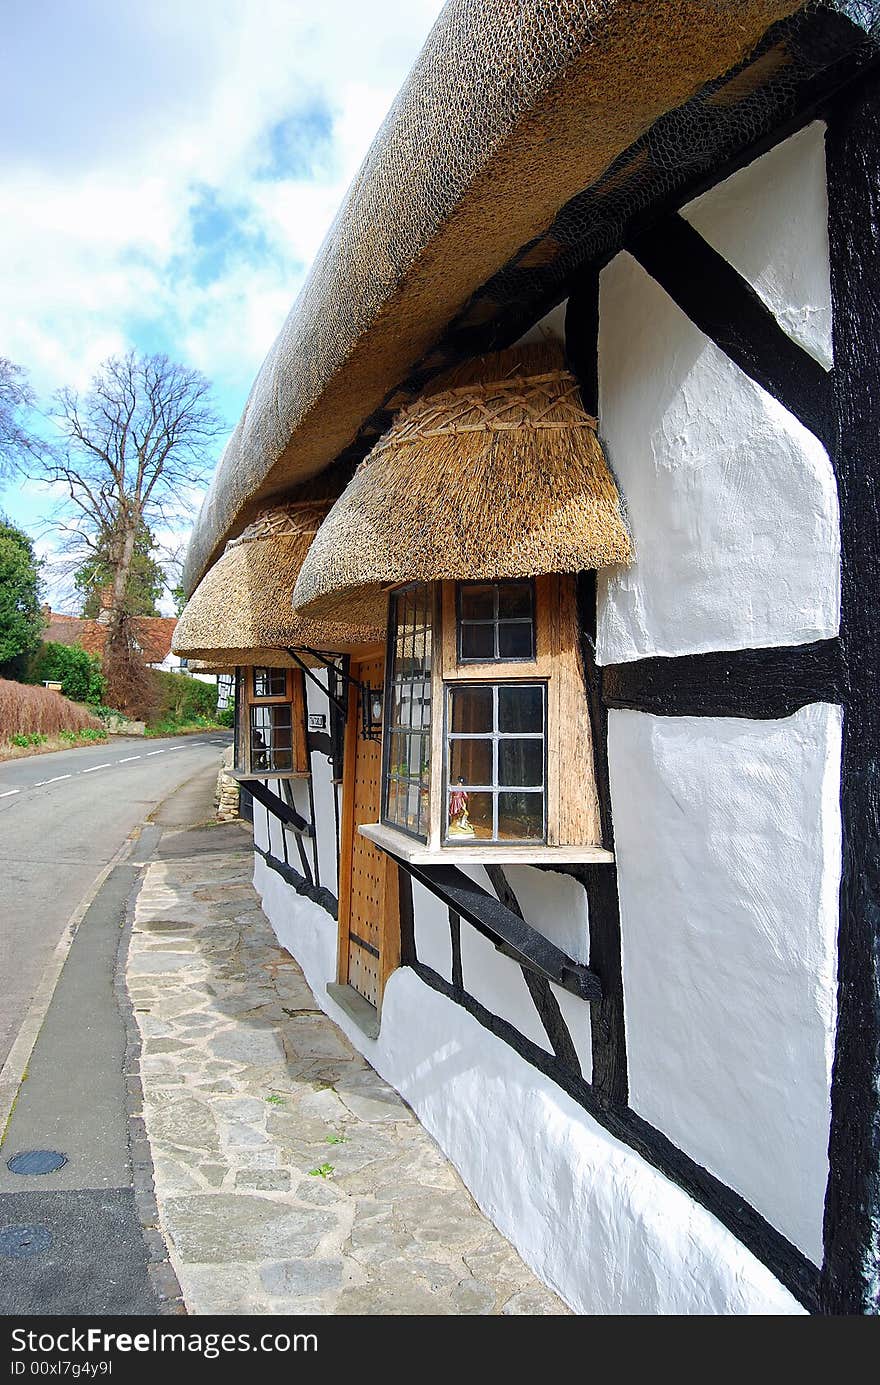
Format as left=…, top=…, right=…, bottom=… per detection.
left=227, top=769, right=311, bottom=782
left=358, top=822, right=614, bottom=866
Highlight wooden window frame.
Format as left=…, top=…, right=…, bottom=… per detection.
left=241, top=665, right=309, bottom=777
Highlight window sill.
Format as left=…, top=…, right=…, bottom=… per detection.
left=359, top=822, right=613, bottom=866
left=227, top=769, right=311, bottom=782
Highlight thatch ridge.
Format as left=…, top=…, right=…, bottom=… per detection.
left=292, top=343, right=632, bottom=626
left=183, top=0, right=802, bottom=593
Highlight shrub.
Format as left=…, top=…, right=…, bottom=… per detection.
left=0, top=678, right=102, bottom=742
left=27, top=641, right=106, bottom=705
left=215, top=702, right=235, bottom=728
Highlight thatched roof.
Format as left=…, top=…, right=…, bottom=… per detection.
left=172, top=501, right=383, bottom=664
left=293, top=344, right=631, bottom=625
left=184, top=0, right=815, bottom=594
left=186, top=659, right=231, bottom=675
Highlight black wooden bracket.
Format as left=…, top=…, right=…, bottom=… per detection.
left=245, top=778, right=312, bottom=836
left=286, top=647, right=349, bottom=717
left=391, top=857, right=602, bottom=1002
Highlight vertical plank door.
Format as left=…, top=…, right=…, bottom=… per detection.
left=337, top=653, right=397, bottom=1011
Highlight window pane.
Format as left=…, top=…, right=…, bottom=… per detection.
left=447, top=788, right=493, bottom=840
left=387, top=731, right=407, bottom=780
left=460, top=622, right=495, bottom=661
left=497, top=792, right=544, bottom=841
left=459, top=585, right=495, bottom=620
left=250, top=703, right=292, bottom=772
left=497, top=581, right=532, bottom=619
left=273, top=721, right=292, bottom=751
left=449, top=685, right=493, bottom=733
left=449, top=738, right=492, bottom=786
left=498, top=739, right=543, bottom=787
left=251, top=705, right=270, bottom=734
left=414, top=731, right=431, bottom=782
left=498, top=621, right=534, bottom=660
left=253, top=667, right=286, bottom=698
left=498, top=684, right=543, bottom=734
left=406, top=784, right=422, bottom=834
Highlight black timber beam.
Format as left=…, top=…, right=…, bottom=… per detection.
left=393, top=857, right=602, bottom=1002
left=245, top=778, right=312, bottom=836
left=602, top=638, right=845, bottom=720
left=628, top=213, right=834, bottom=450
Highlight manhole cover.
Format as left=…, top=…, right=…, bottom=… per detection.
left=0, top=1224, right=53, bottom=1259
left=6, top=1150, right=67, bottom=1175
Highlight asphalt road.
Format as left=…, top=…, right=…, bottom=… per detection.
left=0, top=733, right=231, bottom=1071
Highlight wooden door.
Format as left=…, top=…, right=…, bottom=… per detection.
left=338, top=652, right=399, bottom=1011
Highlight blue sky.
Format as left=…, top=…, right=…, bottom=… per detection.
left=0, top=0, right=443, bottom=609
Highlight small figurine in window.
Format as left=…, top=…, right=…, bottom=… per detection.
left=448, top=777, right=475, bottom=837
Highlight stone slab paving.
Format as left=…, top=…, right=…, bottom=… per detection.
left=128, top=841, right=569, bottom=1315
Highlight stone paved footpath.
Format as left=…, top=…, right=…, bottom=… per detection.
left=127, top=831, right=569, bottom=1315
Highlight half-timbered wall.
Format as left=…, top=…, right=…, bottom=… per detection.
left=248, top=101, right=877, bottom=1314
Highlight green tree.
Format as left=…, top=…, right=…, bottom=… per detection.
left=0, top=518, right=44, bottom=670
left=74, top=519, right=165, bottom=618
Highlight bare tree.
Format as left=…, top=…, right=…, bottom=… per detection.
left=0, top=357, right=38, bottom=486
left=29, top=352, right=223, bottom=712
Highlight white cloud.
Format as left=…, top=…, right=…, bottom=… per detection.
left=1, top=0, right=445, bottom=421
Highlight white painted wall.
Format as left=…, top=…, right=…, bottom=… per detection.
left=412, top=880, right=454, bottom=981
left=682, top=122, right=833, bottom=369
left=609, top=704, right=841, bottom=1264
left=503, top=865, right=590, bottom=963
left=597, top=253, right=840, bottom=664
left=458, top=923, right=553, bottom=1053
left=253, top=855, right=804, bottom=1315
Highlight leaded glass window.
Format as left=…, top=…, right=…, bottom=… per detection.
left=445, top=682, right=545, bottom=843
left=250, top=703, right=293, bottom=772
left=253, top=667, right=287, bottom=698
left=457, top=580, right=535, bottom=662
left=382, top=583, right=432, bottom=840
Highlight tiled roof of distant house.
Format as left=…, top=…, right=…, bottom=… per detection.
left=41, top=609, right=178, bottom=666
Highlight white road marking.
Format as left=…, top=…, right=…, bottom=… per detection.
left=0, top=789, right=20, bottom=798
left=117, top=756, right=141, bottom=762
left=35, top=775, right=72, bottom=786
left=81, top=763, right=111, bottom=773
left=166, top=746, right=186, bottom=752
left=146, top=750, right=166, bottom=756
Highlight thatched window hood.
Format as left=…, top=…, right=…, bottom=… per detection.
left=291, top=344, right=632, bottom=627
left=172, top=497, right=384, bottom=667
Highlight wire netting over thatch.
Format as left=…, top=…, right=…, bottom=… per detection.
left=292, top=344, right=632, bottom=626
left=185, top=0, right=828, bottom=594
left=172, top=501, right=384, bottom=663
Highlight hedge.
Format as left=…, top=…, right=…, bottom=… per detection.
left=150, top=669, right=218, bottom=724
